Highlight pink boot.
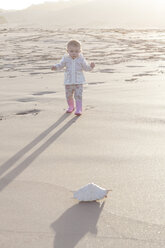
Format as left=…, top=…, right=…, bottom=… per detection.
left=75, top=100, right=82, bottom=116
left=66, top=99, right=74, bottom=113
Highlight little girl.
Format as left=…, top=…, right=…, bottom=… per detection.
left=51, top=40, right=95, bottom=116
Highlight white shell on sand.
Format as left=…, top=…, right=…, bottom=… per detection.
left=73, top=183, right=109, bottom=202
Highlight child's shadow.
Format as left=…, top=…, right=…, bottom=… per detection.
left=51, top=201, right=105, bottom=248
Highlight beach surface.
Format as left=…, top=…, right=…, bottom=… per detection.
left=0, top=26, right=165, bottom=247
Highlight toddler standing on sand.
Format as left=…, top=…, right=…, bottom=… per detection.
left=51, top=40, right=95, bottom=115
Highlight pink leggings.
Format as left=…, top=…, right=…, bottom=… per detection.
left=65, top=84, right=83, bottom=101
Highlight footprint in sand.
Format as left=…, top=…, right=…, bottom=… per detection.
left=85, top=105, right=95, bottom=111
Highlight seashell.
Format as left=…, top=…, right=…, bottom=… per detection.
left=73, top=183, right=111, bottom=202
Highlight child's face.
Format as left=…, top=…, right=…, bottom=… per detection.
left=67, top=45, right=81, bottom=59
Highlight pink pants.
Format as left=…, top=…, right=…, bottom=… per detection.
left=65, top=84, right=83, bottom=101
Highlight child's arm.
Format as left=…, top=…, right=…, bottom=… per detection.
left=51, top=56, right=66, bottom=71
left=81, top=57, right=95, bottom=71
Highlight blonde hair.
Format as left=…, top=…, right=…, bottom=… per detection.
left=67, top=40, right=81, bottom=49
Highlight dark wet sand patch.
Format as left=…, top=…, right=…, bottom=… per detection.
left=133, top=73, right=156, bottom=77
left=125, top=78, right=138, bottom=82
left=89, top=81, right=105, bottom=85
left=99, top=69, right=115, bottom=73
left=17, top=97, right=36, bottom=102
left=16, top=109, right=41, bottom=116
left=126, top=65, right=145, bottom=68
left=135, top=117, right=165, bottom=126
left=32, top=91, right=56, bottom=96
left=30, top=72, right=53, bottom=75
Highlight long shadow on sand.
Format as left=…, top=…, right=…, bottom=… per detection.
left=51, top=202, right=105, bottom=248
left=0, top=113, right=69, bottom=177
left=51, top=201, right=165, bottom=247
left=0, top=114, right=79, bottom=191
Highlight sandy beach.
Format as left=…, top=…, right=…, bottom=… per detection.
left=0, top=26, right=165, bottom=247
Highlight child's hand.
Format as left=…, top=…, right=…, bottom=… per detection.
left=90, top=62, right=95, bottom=69
left=51, top=65, right=57, bottom=71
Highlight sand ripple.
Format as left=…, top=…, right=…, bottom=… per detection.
left=0, top=27, right=165, bottom=78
